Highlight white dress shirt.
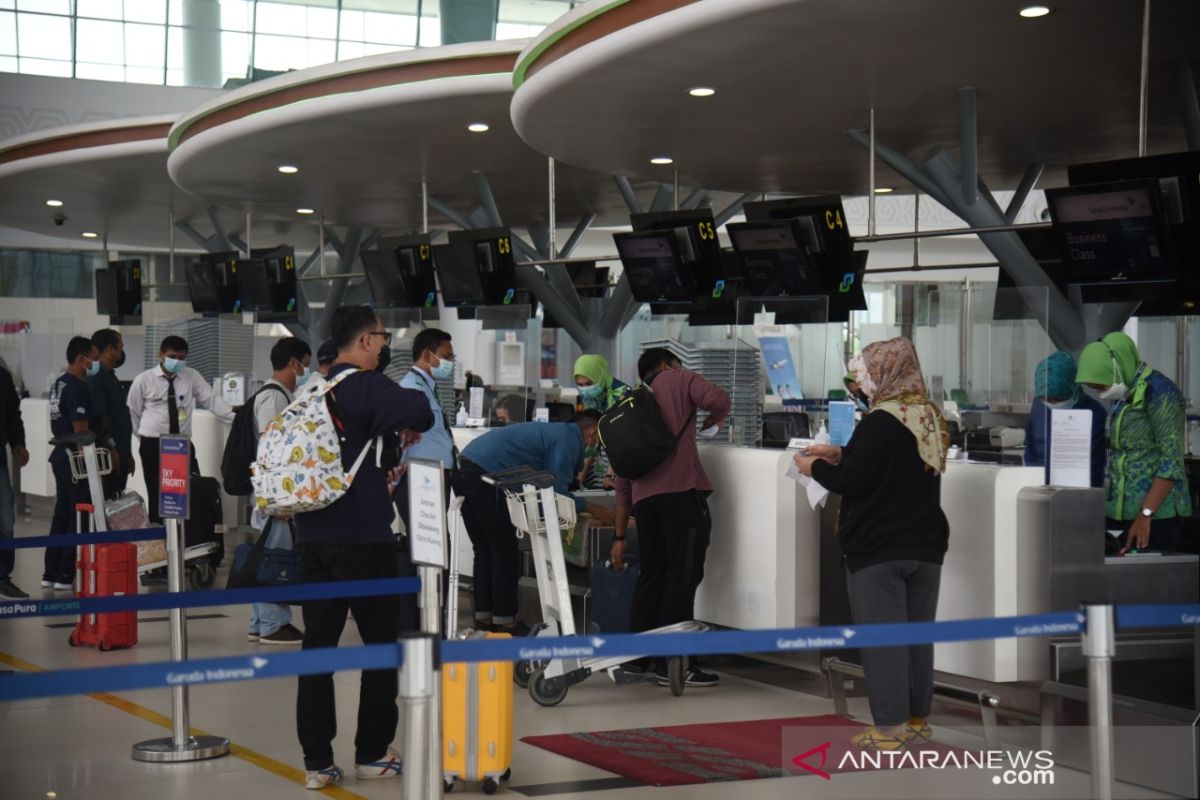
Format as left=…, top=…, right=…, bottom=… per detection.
left=128, top=365, right=235, bottom=438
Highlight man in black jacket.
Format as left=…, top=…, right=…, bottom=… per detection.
left=87, top=329, right=133, bottom=498
left=294, top=306, right=433, bottom=790
left=0, top=363, right=29, bottom=599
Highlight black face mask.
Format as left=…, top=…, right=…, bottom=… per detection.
left=375, top=343, right=392, bottom=373
left=115, top=351, right=126, bottom=369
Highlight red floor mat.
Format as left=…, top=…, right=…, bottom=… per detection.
left=521, top=714, right=965, bottom=786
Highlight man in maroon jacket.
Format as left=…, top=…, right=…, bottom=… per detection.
left=611, top=347, right=731, bottom=688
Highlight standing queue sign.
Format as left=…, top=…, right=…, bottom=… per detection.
left=158, top=436, right=191, bottom=520
left=132, top=435, right=229, bottom=763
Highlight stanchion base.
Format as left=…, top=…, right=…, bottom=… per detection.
left=132, top=735, right=230, bottom=763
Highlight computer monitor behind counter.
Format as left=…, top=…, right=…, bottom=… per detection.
left=613, top=230, right=696, bottom=303
left=726, top=219, right=824, bottom=297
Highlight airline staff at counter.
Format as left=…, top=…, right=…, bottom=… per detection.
left=1024, top=351, right=1106, bottom=488
left=1076, top=332, right=1190, bottom=553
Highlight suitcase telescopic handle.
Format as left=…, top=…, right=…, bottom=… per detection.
left=50, top=432, right=97, bottom=447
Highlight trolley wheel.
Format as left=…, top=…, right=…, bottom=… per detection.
left=668, top=656, right=688, bottom=697
left=529, top=667, right=568, bottom=707
left=483, top=777, right=499, bottom=795
left=68, top=632, right=78, bottom=647
left=501, top=768, right=512, bottom=781
left=193, top=561, right=216, bottom=589
left=513, top=659, right=533, bottom=689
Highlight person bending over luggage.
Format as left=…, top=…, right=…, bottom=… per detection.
left=44, top=337, right=100, bottom=590
left=245, top=336, right=311, bottom=646
left=609, top=347, right=730, bottom=689
left=793, top=336, right=950, bottom=751
left=453, top=412, right=616, bottom=635
left=292, top=306, right=433, bottom=790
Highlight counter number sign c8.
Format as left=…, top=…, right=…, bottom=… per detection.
left=696, top=221, right=717, bottom=241
left=825, top=209, right=845, bottom=231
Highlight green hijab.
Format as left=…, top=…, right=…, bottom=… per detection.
left=1076, top=332, right=1141, bottom=387
left=574, top=354, right=618, bottom=410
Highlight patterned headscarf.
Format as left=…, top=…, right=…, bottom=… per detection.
left=860, top=337, right=950, bottom=474
left=1034, top=352, right=1081, bottom=403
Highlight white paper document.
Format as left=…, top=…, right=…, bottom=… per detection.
left=1049, top=408, right=1092, bottom=488
left=785, top=461, right=830, bottom=509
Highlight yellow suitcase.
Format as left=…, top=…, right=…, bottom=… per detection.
left=443, top=631, right=514, bottom=794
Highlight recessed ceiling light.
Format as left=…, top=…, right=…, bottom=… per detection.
left=81, top=231, right=98, bottom=238
left=688, top=87, right=715, bottom=97
left=277, top=165, right=299, bottom=174
left=873, top=187, right=894, bottom=194
left=467, top=122, right=490, bottom=133
left=46, top=199, right=64, bottom=207
left=1019, top=5, right=1052, bottom=18
left=650, top=157, right=674, bottom=165
left=296, top=208, right=315, bottom=215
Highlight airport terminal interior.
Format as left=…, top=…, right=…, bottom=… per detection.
left=3, top=1, right=1200, bottom=798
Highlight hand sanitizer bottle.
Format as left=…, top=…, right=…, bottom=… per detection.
left=815, top=421, right=831, bottom=445
left=455, top=403, right=468, bottom=426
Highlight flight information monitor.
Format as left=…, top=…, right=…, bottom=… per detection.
left=433, top=242, right=487, bottom=307
left=727, top=220, right=824, bottom=297
left=236, top=246, right=297, bottom=315
left=613, top=230, right=695, bottom=303
left=95, top=259, right=142, bottom=321
left=447, top=227, right=518, bottom=306
left=191, top=251, right=242, bottom=313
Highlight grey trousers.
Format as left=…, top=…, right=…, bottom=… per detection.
left=845, top=560, right=942, bottom=728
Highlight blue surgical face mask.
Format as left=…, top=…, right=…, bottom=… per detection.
left=578, top=383, right=604, bottom=400
left=431, top=354, right=455, bottom=381
left=163, top=357, right=185, bottom=374
left=295, top=363, right=312, bottom=388
left=86, top=359, right=100, bottom=377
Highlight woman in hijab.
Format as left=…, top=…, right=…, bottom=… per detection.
left=573, top=355, right=629, bottom=489
left=1076, top=332, right=1190, bottom=552
left=1024, top=351, right=1107, bottom=487
left=794, top=337, right=950, bottom=751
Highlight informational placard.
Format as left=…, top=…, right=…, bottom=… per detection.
left=1048, top=409, right=1093, bottom=488
left=758, top=335, right=803, bottom=400
left=930, top=375, right=944, bottom=402
left=534, top=407, right=550, bottom=423
left=407, top=459, right=447, bottom=568
left=469, top=386, right=485, bottom=420
left=159, top=435, right=191, bottom=519
left=222, top=372, right=246, bottom=407
left=828, top=401, right=856, bottom=446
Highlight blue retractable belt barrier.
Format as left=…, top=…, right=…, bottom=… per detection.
left=0, top=576, right=421, bottom=619
left=0, top=643, right=403, bottom=702
left=0, top=527, right=167, bottom=550
left=1116, top=604, right=1200, bottom=630
left=440, top=611, right=1086, bottom=665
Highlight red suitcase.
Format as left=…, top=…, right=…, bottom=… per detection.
left=69, top=503, right=138, bottom=651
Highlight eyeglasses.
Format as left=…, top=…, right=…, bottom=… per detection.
left=368, top=331, right=393, bottom=346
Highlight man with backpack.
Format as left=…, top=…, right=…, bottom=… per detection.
left=291, top=306, right=432, bottom=790
left=223, top=336, right=312, bottom=645
left=609, top=347, right=729, bottom=688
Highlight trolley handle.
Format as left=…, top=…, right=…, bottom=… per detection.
left=482, top=466, right=557, bottom=491
left=50, top=432, right=97, bottom=447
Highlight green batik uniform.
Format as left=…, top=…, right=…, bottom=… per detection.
left=1106, top=366, right=1191, bottom=521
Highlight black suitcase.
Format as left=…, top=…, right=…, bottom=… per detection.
left=186, top=475, right=224, bottom=568
left=589, top=555, right=639, bottom=634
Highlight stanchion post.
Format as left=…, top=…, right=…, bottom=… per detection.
left=400, top=634, right=437, bottom=798
left=132, top=436, right=229, bottom=763
left=419, top=565, right=444, bottom=797
left=1083, top=604, right=1116, bottom=800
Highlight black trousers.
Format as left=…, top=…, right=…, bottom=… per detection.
left=102, top=450, right=130, bottom=500
left=297, top=541, right=400, bottom=771
left=1107, top=515, right=1182, bottom=552
left=138, top=437, right=199, bottom=524
left=630, top=490, right=712, bottom=633
left=452, top=462, right=521, bottom=622
left=393, top=468, right=454, bottom=633
left=45, top=458, right=92, bottom=583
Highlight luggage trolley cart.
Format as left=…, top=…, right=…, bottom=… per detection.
left=482, top=467, right=706, bottom=706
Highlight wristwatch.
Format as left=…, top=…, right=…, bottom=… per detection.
left=1140, top=507, right=1155, bottom=518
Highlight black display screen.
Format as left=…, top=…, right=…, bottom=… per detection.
left=193, top=251, right=241, bottom=313
left=613, top=231, right=694, bottom=303
left=1047, top=181, right=1173, bottom=283
left=94, top=268, right=117, bottom=315
left=184, top=259, right=223, bottom=313
left=446, top=227, right=518, bottom=306
left=727, top=221, right=823, bottom=297
left=433, top=242, right=487, bottom=307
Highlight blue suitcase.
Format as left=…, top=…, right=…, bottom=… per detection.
left=589, top=556, right=639, bottom=633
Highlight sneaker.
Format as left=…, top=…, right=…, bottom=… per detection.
left=850, top=726, right=906, bottom=751
left=246, top=632, right=260, bottom=642
left=0, top=579, right=30, bottom=599
left=655, top=665, right=720, bottom=688
left=40, top=579, right=54, bottom=588
left=897, top=718, right=932, bottom=744
left=355, top=747, right=403, bottom=780
left=305, top=765, right=344, bottom=790
left=258, top=624, right=302, bottom=646
left=53, top=582, right=74, bottom=591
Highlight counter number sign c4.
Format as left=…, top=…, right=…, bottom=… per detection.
left=825, top=209, right=846, bottom=231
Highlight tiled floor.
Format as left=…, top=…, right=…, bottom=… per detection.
left=0, top=498, right=1182, bottom=799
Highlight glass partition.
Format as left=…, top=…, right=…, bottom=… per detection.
left=971, top=285, right=1053, bottom=410
left=466, top=305, right=536, bottom=427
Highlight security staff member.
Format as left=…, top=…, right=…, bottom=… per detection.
left=128, top=335, right=234, bottom=522
left=87, top=329, right=133, bottom=498
left=44, top=337, right=99, bottom=590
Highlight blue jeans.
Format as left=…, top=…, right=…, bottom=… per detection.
left=0, top=464, right=14, bottom=580
left=249, top=518, right=293, bottom=636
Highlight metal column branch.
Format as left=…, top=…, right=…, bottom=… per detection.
left=1173, top=60, right=1200, bottom=151
left=613, top=175, right=643, bottom=214
left=648, top=184, right=673, bottom=213
left=312, top=226, right=365, bottom=343
left=714, top=193, right=756, bottom=227
left=959, top=88, right=978, bottom=206
left=1005, top=163, right=1045, bottom=223
left=206, top=207, right=236, bottom=253
left=516, top=267, right=592, bottom=348
left=559, top=213, right=596, bottom=258
left=680, top=188, right=710, bottom=211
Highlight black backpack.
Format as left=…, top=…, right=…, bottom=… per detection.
left=598, top=385, right=694, bottom=480
left=220, top=384, right=289, bottom=496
